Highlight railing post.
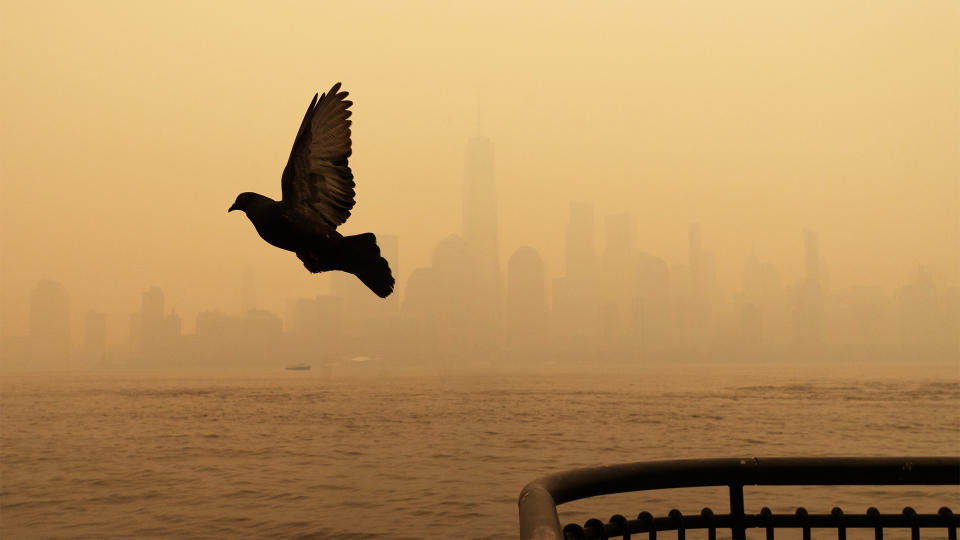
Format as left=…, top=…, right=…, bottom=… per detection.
left=518, top=483, right=563, bottom=540
left=729, top=483, right=746, bottom=540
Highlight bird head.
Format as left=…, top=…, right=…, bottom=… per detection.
left=228, top=192, right=257, bottom=213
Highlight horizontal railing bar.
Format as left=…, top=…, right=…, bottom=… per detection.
left=519, top=457, right=960, bottom=540
left=535, top=458, right=958, bottom=507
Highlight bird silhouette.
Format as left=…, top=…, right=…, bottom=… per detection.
left=229, top=83, right=395, bottom=297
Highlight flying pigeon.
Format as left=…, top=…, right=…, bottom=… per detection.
left=229, top=83, right=394, bottom=297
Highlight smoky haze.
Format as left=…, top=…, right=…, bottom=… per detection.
left=1, top=1, right=957, bottom=369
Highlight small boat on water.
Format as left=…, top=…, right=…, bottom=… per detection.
left=284, top=363, right=311, bottom=371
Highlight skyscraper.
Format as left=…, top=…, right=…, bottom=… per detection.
left=431, top=234, right=486, bottom=361
left=794, top=229, right=825, bottom=350
left=552, top=203, right=599, bottom=360
left=635, top=253, right=672, bottom=356
left=685, top=223, right=717, bottom=353
left=140, top=286, right=165, bottom=355
left=164, top=310, right=181, bottom=342
left=462, top=135, right=499, bottom=280
left=29, top=280, right=70, bottom=366
left=83, top=310, right=107, bottom=363
left=602, top=213, right=637, bottom=297
left=599, top=213, right=637, bottom=354
left=566, top=202, right=596, bottom=282
left=741, top=254, right=787, bottom=349
left=462, top=132, right=501, bottom=348
left=506, top=246, right=548, bottom=360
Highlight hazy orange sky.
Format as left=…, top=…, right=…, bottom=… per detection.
left=1, top=1, right=957, bottom=344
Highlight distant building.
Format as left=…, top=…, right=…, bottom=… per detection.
left=741, top=254, right=788, bottom=349
left=635, top=253, right=672, bottom=356
left=129, top=312, right=141, bottom=351
left=599, top=213, right=637, bottom=355
left=462, top=135, right=499, bottom=291
left=191, top=309, right=280, bottom=367
left=433, top=234, right=487, bottom=361
left=331, top=234, right=400, bottom=356
left=566, top=202, right=597, bottom=283
left=29, top=280, right=70, bottom=366
left=793, top=230, right=825, bottom=350
left=194, top=310, right=242, bottom=366
left=402, top=267, right=440, bottom=316
left=506, top=246, right=548, bottom=361
left=164, top=310, right=181, bottom=342
left=552, top=203, right=599, bottom=361
left=462, top=134, right=501, bottom=352
left=83, top=310, right=107, bottom=363
left=285, top=295, right=344, bottom=364
left=400, top=267, right=441, bottom=361
left=685, top=223, right=718, bottom=354
left=829, top=286, right=889, bottom=357
left=896, top=266, right=953, bottom=358
left=140, top=286, right=165, bottom=355
left=129, top=286, right=181, bottom=365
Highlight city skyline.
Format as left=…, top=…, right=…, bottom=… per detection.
left=4, top=177, right=956, bottom=351
left=3, top=2, right=957, bottom=354
left=5, top=148, right=957, bottom=368
left=8, top=231, right=956, bottom=369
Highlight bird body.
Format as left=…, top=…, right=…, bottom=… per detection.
left=229, top=84, right=395, bottom=298
left=234, top=192, right=338, bottom=252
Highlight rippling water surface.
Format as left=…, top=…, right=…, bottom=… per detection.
left=2, top=364, right=958, bottom=538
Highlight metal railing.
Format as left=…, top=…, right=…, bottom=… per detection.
left=518, top=457, right=959, bottom=540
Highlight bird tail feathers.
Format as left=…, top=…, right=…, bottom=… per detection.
left=297, top=233, right=395, bottom=298
left=337, top=233, right=395, bottom=298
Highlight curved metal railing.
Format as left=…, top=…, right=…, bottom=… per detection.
left=518, top=457, right=959, bottom=540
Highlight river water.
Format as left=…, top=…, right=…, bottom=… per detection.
left=1, top=364, right=958, bottom=539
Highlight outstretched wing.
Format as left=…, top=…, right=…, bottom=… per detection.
left=281, top=83, right=356, bottom=228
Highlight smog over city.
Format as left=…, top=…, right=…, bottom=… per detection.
left=1, top=2, right=957, bottom=538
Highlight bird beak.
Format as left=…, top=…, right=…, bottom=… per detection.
left=228, top=203, right=238, bottom=212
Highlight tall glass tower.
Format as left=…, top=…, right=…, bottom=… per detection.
left=462, top=131, right=501, bottom=349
